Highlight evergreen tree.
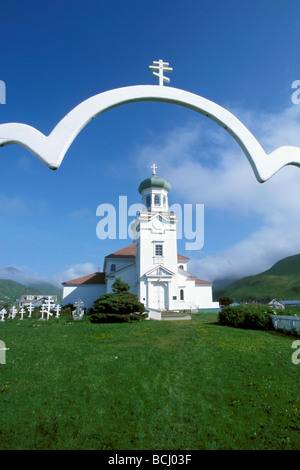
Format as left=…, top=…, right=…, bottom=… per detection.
left=111, top=277, right=131, bottom=294
left=90, top=277, right=146, bottom=323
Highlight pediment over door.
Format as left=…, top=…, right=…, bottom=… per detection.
left=145, top=265, right=174, bottom=278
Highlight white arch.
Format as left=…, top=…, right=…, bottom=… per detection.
left=0, top=85, right=300, bottom=182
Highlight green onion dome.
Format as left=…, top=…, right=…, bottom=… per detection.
left=138, top=175, right=171, bottom=194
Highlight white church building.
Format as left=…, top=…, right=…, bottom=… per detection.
left=62, top=168, right=219, bottom=320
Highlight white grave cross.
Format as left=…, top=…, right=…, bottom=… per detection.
left=45, top=296, right=54, bottom=312
left=55, top=304, right=61, bottom=318
left=27, top=303, right=34, bottom=318
left=0, top=308, right=6, bottom=322
left=19, top=307, right=25, bottom=320
left=73, top=298, right=84, bottom=320
left=40, top=304, right=46, bottom=320
left=10, top=306, right=18, bottom=319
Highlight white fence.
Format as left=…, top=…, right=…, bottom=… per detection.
left=271, top=315, right=300, bottom=334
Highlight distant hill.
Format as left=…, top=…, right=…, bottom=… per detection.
left=0, top=279, right=39, bottom=302
left=26, top=281, right=62, bottom=297
left=213, top=254, right=300, bottom=302
left=0, top=278, right=62, bottom=304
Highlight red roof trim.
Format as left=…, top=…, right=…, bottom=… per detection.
left=105, top=243, right=136, bottom=258
left=63, top=272, right=106, bottom=285
left=195, top=278, right=213, bottom=285
left=177, top=253, right=190, bottom=260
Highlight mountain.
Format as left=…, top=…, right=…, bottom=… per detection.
left=0, top=278, right=62, bottom=303
left=26, top=281, right=62, bottom=297
left=212, top=276, right=239, bottom=291
left=213, top=254, right=300, bottom=302
left=0, top=279, right=39, bottom=302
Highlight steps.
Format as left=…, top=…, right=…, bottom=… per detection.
left=161, top=310, right=192, bottom=321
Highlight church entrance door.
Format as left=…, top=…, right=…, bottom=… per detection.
left=152, top=282, right=168, bottom=310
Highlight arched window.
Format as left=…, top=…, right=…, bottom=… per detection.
left=179, top=265, right=184, bottom=270
left=111, top=264, right=116, bottom=272
left=180, top=289, right=184, bottom=301
left=146, top=195, right=151, bottom=209
left=154, top=194, right=160, bottom=206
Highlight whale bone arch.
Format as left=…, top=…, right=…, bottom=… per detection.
left=0, top=84, right=300, bottom=183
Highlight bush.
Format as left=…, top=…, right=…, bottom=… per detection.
left=218, top=305, right=246, bottom=328
left=218, top=304, right=274, bottom=330
left=243, top=308, right=273, bottom=330
left=90, top=277, right=146, bottom=323
left=89, top=312, right=147, bottom=323
left=90, top=313, right=132, bottom=323
left=93, top=292, right=145, bottom=315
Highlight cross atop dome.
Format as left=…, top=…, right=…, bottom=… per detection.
left=151, top=163, right=157, bottom=175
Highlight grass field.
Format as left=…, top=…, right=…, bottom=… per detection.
left=0, top=313, right=299, bottom=450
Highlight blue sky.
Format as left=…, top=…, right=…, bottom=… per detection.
left=1, top=0, right=300, bottom=287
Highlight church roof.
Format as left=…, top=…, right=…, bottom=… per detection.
left=195, top=278, right=213, bottom=285
left=177, top=253, right=190, bottom=261
left=62, top=272, right=106, bottom=285
left=105, top=243, right=190, bottom=261
left=138, top=175, right=171, bottom=194
left=105, top=243, right=136, bottom=258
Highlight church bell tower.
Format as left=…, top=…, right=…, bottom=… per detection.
left=135, top=164, right=179, bottom=311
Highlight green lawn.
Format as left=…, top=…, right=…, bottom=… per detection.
left=0, top=313, right=299, bottom=450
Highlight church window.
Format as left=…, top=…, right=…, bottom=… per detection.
left=154, top=194, right=160, bottom=206
left=111, top=264, right=116, bottom=272
left=180, top=289, right=184, bottom=300
left=155, top=244, right=163, bottom=256
left=146, top=195, right=151, bottom=209
left=179, top=265, right=184, bottom=270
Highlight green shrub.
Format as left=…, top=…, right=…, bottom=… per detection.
left=243, top=308, right=273, bottom=330
left=90, top=313, right=132, bottom=323
left=218, top=305, right=246, bottom=327
left=89, top=312, right=147, bottom=323
left=93, top=292, right=145, bottom=315
left=92, top=277, right=145, bottom=317
left=218, top=304, right=274, bottom=330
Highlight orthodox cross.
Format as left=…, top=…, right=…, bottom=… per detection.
left=0, top=308, right=6, bottom=322
left=151, top=163, right=157, bottom=175
left=74, top=298, right=84, bottom=317
left=149, top=60, right=173, bottom=86
left=47, top=307, right=53, bottom=321
left=40, top=304, right=46, bottom=320
left=27, top=302, right=34, bottom=318
left=10, top=306, right=18, bottom=319
left=55, top=304, right=61, bottom=318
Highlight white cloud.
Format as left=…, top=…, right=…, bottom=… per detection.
left=53, top=262, right=97, bottom=285
left=0, top=265, right=53, bottom=286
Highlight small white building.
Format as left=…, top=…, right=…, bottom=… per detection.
left=19, top=294, right=58, bottom=308
left=62, top=169, right=219, bottom=319
left=268, top=298, right=300, bottom=310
